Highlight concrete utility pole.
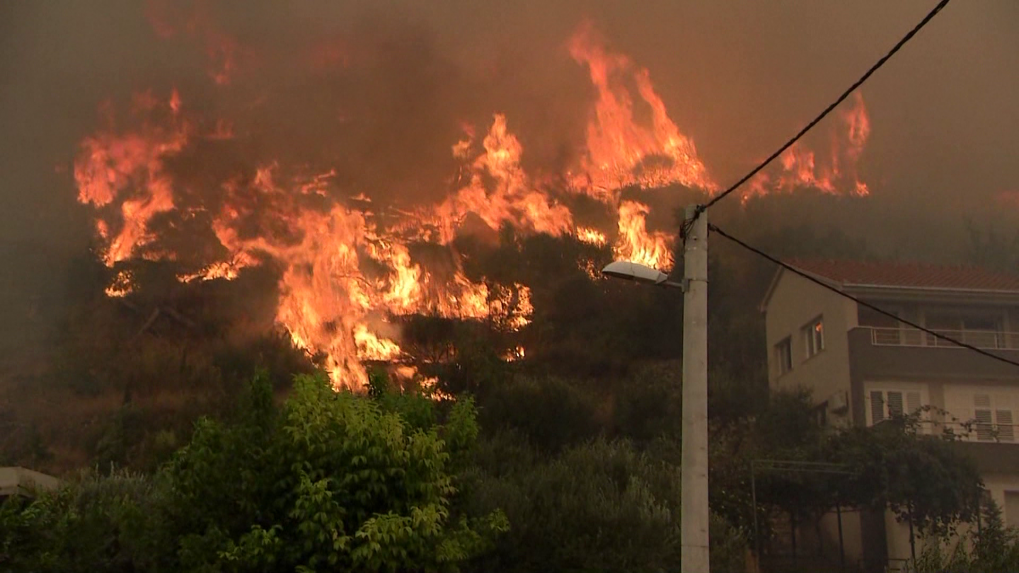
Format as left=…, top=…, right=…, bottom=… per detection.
left=681, top=204, right=709, bottom=572
left=601, top=204, right=710, bottom=572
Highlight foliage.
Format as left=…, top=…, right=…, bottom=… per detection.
left=0, top=470, right=169, bottom=573
left=709, top=389, right=984, bottom=550
left=826, top=415, right=984, bottom=537
left=904, top=499, right=1019, bottom=573
left=476, top=375, right=602, bottom=452
left=165, top=371, right=505, bottom=572
left=464, top=435, right=748, bottom=573
left=0, top=372, right=503, bottom=572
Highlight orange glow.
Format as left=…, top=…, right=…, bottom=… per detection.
left=747, top=92, right=871, bottom=199
left=104, top=270, right=135, bottom=298
left=72, top=21, right=876, bottom=391
left=568, top=21, right=715, bottom=200
left=576, top=227, right=608, bottom=246
left=613, top=201, right=673, bottom=270
left=437, top=115, right=574, bottom=242
left=503, top=345, right=526, bottom=362
left=73, top=91, right=189, bottom=266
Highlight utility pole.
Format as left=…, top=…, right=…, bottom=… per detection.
left=681, top=204, right=709, bottom=572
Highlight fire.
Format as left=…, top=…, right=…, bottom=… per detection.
left=73, top=92, right=189, bottom=266
left=104, top=270, right=135, bottom=298
left=567, top=21, right=716, bottom=199
left=437, top=115, right=574, bottom=242
left=576, top=227, right=608, bottom=246
left=614, top=201, right=673, bottom=270
left=746, top=92, right=871, bottom=198
left=503, top=346, right=527, bottom=362
left=71, top=19, right=873, bottom=389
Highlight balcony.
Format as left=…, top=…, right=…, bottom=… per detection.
left=868, top=327, right=1019, bottom=350
left=848, top=327, right=1019, bottom=388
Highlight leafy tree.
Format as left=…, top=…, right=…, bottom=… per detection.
left=0, top=373, right=505, bottom=573
left=465, top=435, right=749, bottom=573
left=827, top=416, right=984, bottom=538
left=165, top=372, right=506, bottom=572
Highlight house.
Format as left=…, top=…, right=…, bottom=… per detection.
left=0, top=467, right=59, bottom=499
left=761, top=259, right=1019, bottom=572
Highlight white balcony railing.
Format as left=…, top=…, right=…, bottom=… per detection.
left=880, top=418, right=1019, bottom=443
left=867, top=327, right=1019, bottom=350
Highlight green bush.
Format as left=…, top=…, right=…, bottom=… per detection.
left=464, top=436, right=748, bottom=573
left=0, top=470, right=169, bottom=573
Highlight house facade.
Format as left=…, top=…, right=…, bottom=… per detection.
left=761, top=259, right=1019, bottom=571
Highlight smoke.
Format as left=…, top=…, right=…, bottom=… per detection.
left=2, top=0, right=1018, bottom=360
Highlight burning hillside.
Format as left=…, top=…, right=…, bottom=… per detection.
left=72, top=11, right=870, bottom=388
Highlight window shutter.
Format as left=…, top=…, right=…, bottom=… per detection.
left=906, top=392, right=921, bottom=416
left=887, top=391, right=904, bottom=418
left=997, top=410, right=1015, bottom=442
left=870, top=391, right=885, bottom=425
left=976, top=409, right=994, bottom=441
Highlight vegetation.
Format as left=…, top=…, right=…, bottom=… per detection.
left=1, top=373, right=506, bottom=572
left=3, top=192, right=1016, bottom=571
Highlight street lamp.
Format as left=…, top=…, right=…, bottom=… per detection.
left=600, top=260, right=685, bottom=290
left=601, top=204, right=709, bottom=573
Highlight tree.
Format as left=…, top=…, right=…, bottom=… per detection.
left=165, top=372, right=506, bottom=572
left=0, top=373, right=505, bottom=572
left=464, top=435, right=749, bottom=573
left=828, top=416, right=984, bottom=539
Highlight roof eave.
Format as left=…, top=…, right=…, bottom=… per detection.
left=843, top=283, right=1019, bottom=302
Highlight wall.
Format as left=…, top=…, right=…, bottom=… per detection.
left=764, top=270, right=858, bottom=419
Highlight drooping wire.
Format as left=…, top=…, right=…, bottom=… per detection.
left=689, top=0, right=952, bottom=224
left=708, top=222, right=1019, bottom=370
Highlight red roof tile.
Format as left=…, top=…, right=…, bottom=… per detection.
left=786, top=259, right=1019, bottom=292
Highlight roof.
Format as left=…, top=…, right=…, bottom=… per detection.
left=0, top=467, right=59, bottom=498
left=760, top=258, right=1019, bottom=311
left=786, top=259, right=1019, bottom=292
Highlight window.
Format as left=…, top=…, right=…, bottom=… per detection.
left=775, top=337, right=792, bottom=376
left=867, top=388, right=924, bottom=426
left=859, top=305, right=903, bottom=328
left=925, top=311, right=1004, bottom=348
left=1005, top=492, right=1019, bottom=528
left=813, top=402, right=829, bottom=428
left=802, top=317, right=824, bottom=359
left=944, top=386, right=1019, bottom=442
left=859, top=305, right=904, bottom=344
left=973, top=394, right=1015, bottom=442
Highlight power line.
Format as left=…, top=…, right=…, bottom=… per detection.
left=693, top=0, right=952, bottom=220
left=707, top=223, right=1019, bottom=370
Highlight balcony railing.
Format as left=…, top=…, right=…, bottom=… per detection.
left=878, top=417, right=1019, bottom=443
left=867, top=327, right=1019, bottom=350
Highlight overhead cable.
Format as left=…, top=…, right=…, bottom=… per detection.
left=693, top=0, right=952, bottom=220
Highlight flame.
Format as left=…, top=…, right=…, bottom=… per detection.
left=437, top=115, right=574, bottom=242
left=576, top=227, right=608, bottom=246
left=614, top=201, right=673, bottom=270
left=73, top=91, right=189, bottom=265
left=747, top=92, right=871, bottom=199
left=71, top=20, right=874, bottom=390
left=503, top=345, right=526, bottom=362
left=568, top=21, right=715, bottom=199
left=104, top=270, right=135, bottom=298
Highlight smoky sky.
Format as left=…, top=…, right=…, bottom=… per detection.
left=2, top=0, right=1018, bottom=256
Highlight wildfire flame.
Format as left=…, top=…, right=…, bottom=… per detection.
left=567, top=21, right=716, bottom=200
left=746, top=93, right=871, bottom=199
left=72, top=19, right=872, bottom=389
